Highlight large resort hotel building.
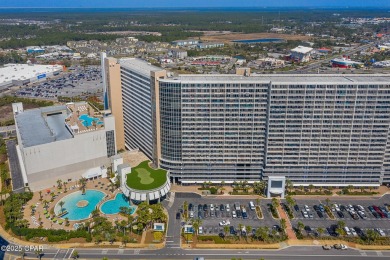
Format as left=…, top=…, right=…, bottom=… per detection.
left=12, top=101, right=116, bottom=191
left=105, top=57, right=390, bottom=188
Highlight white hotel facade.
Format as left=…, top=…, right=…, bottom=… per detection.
left=105, top=56, right=390, bottom=188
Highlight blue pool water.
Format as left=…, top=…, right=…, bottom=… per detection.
left=79, top=114, right=103, bottom=127
left=232, top=38, right=284, bottom=43
left=54, top=190, right=105, bottom=221
left=100, top=193, right=137, bottom=215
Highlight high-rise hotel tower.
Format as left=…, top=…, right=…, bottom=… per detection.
left=104, top=56, right=390, bottom=187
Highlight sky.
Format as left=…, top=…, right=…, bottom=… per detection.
left=0, top=0, right=389, bottom=8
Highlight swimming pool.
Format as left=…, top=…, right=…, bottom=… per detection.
left=54, top=190, right=105, bottom=221
left=100, top=193, right=137, bottom=215
left=79, top=114, right=103, bottom=127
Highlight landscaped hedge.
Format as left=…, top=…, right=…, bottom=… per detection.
left=197, top=235, right=230, bottom=244
left=10, top=225, right=92, bottom=242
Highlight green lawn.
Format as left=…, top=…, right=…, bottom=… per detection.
left=126, top=161, right=168, bottom=190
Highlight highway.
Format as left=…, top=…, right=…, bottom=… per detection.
left=6, top=245, right=390, bottom=260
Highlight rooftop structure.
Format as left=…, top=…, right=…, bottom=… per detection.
left=0, top=63, right=63, bottom=89
left=118, top=162, right=170, bottom=203
left=12, top=101, right=116, bottom=191
left=290, top=46, right=314, bottom=62
left=15, top=102, right=105, bottom=148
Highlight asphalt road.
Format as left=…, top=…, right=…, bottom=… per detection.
left=5, top=139, right=24, bottom=193
left=10, top=245, right=390, bottom=260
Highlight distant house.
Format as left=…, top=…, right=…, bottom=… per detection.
left=171, top=39, right=199, bottom=47
left=169, top=49, right=188, bottom=59
left=197, top=42, right=225, bottom=49
left=290, top=46, right=314, bottom=62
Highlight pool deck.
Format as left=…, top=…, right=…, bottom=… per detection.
left=65, top=102, right=104, bottom=134
left=24, top=177, right=131, bottom=231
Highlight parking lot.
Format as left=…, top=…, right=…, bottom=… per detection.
left=288, top=195, right=390, bottom=238
left=175, top=197, right=279, bottom=236
left=14, top=66, right=102, bottom=99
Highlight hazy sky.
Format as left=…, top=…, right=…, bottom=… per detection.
left=1, top=0, right=389, bottom=8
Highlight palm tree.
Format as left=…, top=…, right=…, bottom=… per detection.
left=43, top=200, right=49, bottom=209
left=317, top=227, right=325, bottom=237
left=308, top=184, right=314, bottom=192
left=245, top=225, right=252, bottom=237
left=238, top=223, right=243, bottom=236
left=271, top=198, right=279, bottom=210
left=325, top=198, right=330, bottom=207
left=57, top=179, right=63, bottom=189
left=71, top=250, right=79, bottom=259
left=366, top=229, right=379, bottom=242
left=38, top=191, right=43, bottom=201
left=79, top=178, right=87, bottom=194
left=280, top=219, right=287, bottom=233
left=191, top=218, right=202, bottom=235
left=297, top=221, right=304, bottom=233
left=35, top=249, right=43, bottom=260
left=58, top=201, right=65, bottom=213
left=224, top=226, right=229, bottom=236
left=337, top=220, right=346, bottom=229
left=285, top=179, right=293, bottom=193
left=285, top=195, right=295, bottom=210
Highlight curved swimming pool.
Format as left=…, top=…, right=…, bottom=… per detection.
left=54, top=190, right=105, bottom=221
left=100, top=193, right=137, bottom=215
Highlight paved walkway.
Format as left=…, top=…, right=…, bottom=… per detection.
left=277, top=202, right=297, bottom=240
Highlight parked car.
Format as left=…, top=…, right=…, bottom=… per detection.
left=220, top=204, right=225, bottom=211
left=198, top=204, right=203, bottom=211
left=334, top=244, right=348, bottom=250
left=198, top=226, right=203, bottom=234
left=176, top=212, right=181, bottom=219
left=203, top=204, right=208, bottom=211
left=219, top=220, right=231, bottom=226
left=229, top=226, right=236, bottom=235
left=317, top=211, right=324, bottom=218
left=375, top=228, right=386, bottom=237
left=210, top=204, right=215, bottom=211
left=226, top=204, right=230, bottom=212
left=337, top=211, right=344, bottom=218
left=232, top=211, right=237, bottom=218
left=294, top=204, right=300, bottom=212
left=322, top=245, right=332, bottom=250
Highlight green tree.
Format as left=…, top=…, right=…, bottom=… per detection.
left=285, top=179, right=293, bottom=193
left=297, top=221, right=304, bottom=232
left=317, top=227, right=325, bottom=237
left=71, top=250, right=79, bottom=259
left=337, top=220, right=346, bottom=229
left=366, top=229, right=379, bottom=242
left=308, top=184, right=314, bottom=192
left=325, top=198, right=331, bottom=206
left=280, top=219, right=287, bottom=233
left=59, top=201, right=65, bottom=213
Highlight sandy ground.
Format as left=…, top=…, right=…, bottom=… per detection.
left=201, top=32, right=310, bottom=43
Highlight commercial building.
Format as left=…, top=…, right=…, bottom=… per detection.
left=13, top=101, right=116, bottom=191
left=290, top=46, right=314, bottom=62
left=0, top=63, right=63, bottom=91
left=106, top=57, right=390, bottom=187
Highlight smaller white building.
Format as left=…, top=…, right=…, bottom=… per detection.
left=267, top=176, right=286, bottom=198
left=290, top=46, right=314, bottom=62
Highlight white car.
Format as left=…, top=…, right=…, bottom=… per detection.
left=198, top=226, right=203, bottom=234
left=375, top=228, right=386, bottom=237
left=190, top=211, right=194, bottom=218
left=350, top=228, right=358, bottom=237
left=226, top=204, right=230, bottom=212
left=219, top=220, right=231, bottom=226
left=232, top=211, right=237, bottom=218
left=210, top=204, right=215, bottom=211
